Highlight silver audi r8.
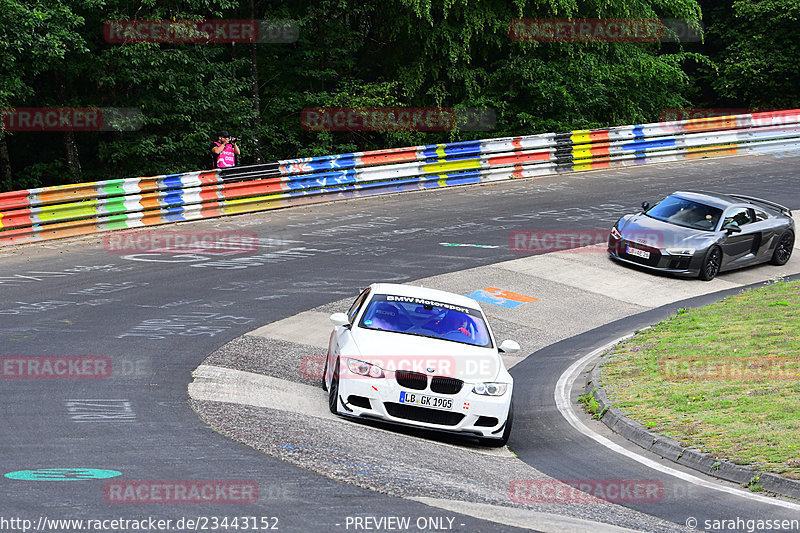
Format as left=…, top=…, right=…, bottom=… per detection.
left=608, top=191, right=795, bottom=280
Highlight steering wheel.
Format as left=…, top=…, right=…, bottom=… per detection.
left=443, top=327, right=471, bottom=338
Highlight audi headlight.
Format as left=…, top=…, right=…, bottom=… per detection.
left=347, top=358, right=384, bottom=378
left=610, top=227, right=622, bottom=239
left=472, top=382, right=508, bottom=396
left=664, top=248, right=696, bottom=256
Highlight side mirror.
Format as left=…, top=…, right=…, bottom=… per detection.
left=498, top=340, right=520, bottom=354
left=722, top=223, right=742, bottom=234
left=641, top=201, right=650, bottom=212
left=330, top=313, right=350, bottom=327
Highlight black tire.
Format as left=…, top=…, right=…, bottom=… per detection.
left=770, top=230, right=794, bottom=266
left=699, top=247, right=722, bottom=281
left=328, top=358, right=340, bottom=414
left=480, top=400, right=513, bottom=447
left=321, top=355, right=329, bottom=391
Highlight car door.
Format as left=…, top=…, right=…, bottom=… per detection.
left=749, top=208, right=783, bottom=261
left=328, top=288, right=371, bottom=379
left=718, top=207, right=759, bottom=268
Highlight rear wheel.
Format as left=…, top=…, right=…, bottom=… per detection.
left=699, top=247, right=722, bottom=281
left=480, top=400, right=513, bottom=447
left=770, top=230, right=794, bottom=266
left=328, top=358, right=341, bottom=414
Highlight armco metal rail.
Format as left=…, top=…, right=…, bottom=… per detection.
left=1, top=109, right=799, bottom=246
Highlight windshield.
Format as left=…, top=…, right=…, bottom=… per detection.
left=645, top=195, right=722, bottom=231
left=357, top=294, right=492, bottom=348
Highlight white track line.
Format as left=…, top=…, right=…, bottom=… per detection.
left=191, top=365, right=642, bottom=531
left=188, top=365, right=514, bottom=458
left=411, top=497, right=640, bottom=533
left=555, top=338, right=800, bottom=511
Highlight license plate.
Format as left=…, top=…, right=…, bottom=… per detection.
left=399, top=391, right=453, bottom=411
left=626, top=246, right=650, bottom=259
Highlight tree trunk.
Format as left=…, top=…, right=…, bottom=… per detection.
left=249, top=0, right=264, bottom=163
left=55, top=75, right=82, bottom=182
left=63, top=129, right=82, bottom=182
left=0, top=129, right=12, bottom=191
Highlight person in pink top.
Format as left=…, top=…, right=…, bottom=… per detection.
left=210, top=130, right=240, bottom=168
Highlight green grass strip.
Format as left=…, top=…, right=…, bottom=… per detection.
left=601, top=280, right=800, bottom=479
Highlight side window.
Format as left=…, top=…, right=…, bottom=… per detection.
left=753, top=208, right=769, bottom=222
left=722, top=207, right=753, bottom=228
left=347, top=288, right=371, bottom=323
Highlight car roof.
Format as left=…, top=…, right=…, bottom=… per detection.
left=671, top=191, right=749, bottom=210
left=368, top=283, right=482, bottom=310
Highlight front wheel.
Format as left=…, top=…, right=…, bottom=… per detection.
left=328, top=358, right=341, bottom=414
left=699, top=247, right=722, bottom=281
left=321, top=355, right=329, bottom=391
left=480, top=400, right=513, bottom=447
left=770, top=230, right=794, bottom=266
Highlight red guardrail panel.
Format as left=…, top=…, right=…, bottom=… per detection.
left=0, top=190, right=31, bottom=211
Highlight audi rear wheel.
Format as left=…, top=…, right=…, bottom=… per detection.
left=771, top=231, right=794, bottom=266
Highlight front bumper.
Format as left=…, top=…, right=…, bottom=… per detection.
left=608, top=235, right=702, bottom=277
left=336, top=370, right=512, bottom=439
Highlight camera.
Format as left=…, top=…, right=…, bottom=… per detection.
left=228, top=137, right=238, bottom=143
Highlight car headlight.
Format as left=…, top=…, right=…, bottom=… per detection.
left=472, top=382, right=508, bottom=396
left=664, top=248, right=696, bottom=256
left=347, top=358, right=384, bottom=378
left=610, top=227, right=622, bottom=239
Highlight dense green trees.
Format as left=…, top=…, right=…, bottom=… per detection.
left=1, top=0, right=99, bottom=187
left=1, top=0, right=798, bottom=191
left=698, top=0, right=800, bottom=108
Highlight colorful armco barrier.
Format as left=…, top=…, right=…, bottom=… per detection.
left=2, top=109, right=800, bottom=246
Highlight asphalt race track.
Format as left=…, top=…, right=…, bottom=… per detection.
left=2, top=151, right=800, bottom=533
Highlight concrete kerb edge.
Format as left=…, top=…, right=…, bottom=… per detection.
left=584, top=339, right=800, bottom=500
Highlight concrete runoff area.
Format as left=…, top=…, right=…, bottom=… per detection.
left=189, top=213, right=799, bottom=532
left=244, top=213, right=800, bottom=358
left=4, top=151, right=800, bottom=532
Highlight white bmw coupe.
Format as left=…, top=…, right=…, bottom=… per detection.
left=323, top=283, right=520, bottom=446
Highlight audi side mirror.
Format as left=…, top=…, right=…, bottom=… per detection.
left=641, top=201, right=650, bottom=212
left=722, top=223, right=742, bottom=234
